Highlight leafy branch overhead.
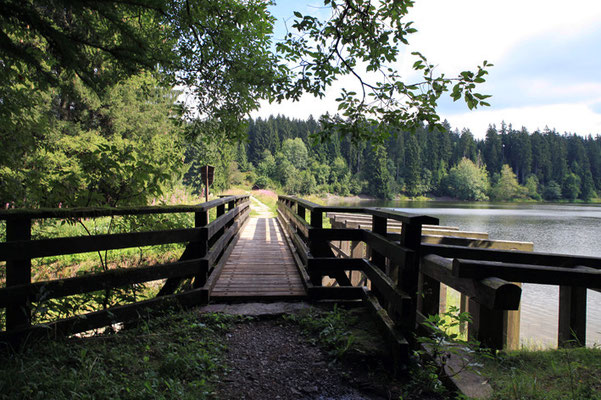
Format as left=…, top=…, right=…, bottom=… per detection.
left=0, top=0, right=492, bottom=143
left=276, top=0, right=492, bottom=142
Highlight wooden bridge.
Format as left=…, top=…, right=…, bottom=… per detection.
left=2, top=195, right=601, bottom=364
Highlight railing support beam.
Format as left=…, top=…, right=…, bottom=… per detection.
left=5, top=218, right=32, bottom=330
left=558, top=286, right=587, bottom=347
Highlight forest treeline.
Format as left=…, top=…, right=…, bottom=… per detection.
left=186, top=115, right=601, bottom=202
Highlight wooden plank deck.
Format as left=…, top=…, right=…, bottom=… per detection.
left=211, top=217, right=307, bottom=300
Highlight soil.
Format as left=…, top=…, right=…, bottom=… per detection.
left=213, top=318, right=390, bottom=400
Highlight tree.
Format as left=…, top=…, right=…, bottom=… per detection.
left=524, top=175, right=542, bottom=200
left=365, top=144, right=392, bottom=199
left=562, top=173, right=581, bottom=201
left=404, top=133, right=423, bottom=196
left=2, top=0, right=492, bottom=144
left=0, top=72, right=184, bottom=207
left=281, top=138, right=308, bottom=170
left=483, top=125, right=502, bottom=175
left=490, top=164, right=527, bottom=201
left=543, top=181, right=562, bottom=201
left=443, top=158, right=489, bottom=201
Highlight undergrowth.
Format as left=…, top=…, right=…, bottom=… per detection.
left=0, top=309, right=237, bottom=400
left=284, top=305, right=357, bottom=359
left=482, top=346, right=601, bottom=399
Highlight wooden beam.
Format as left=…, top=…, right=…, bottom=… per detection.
left=5, top=217, right=32, bottom=330
left=0, top=288, right=209, bottom=345
left=420, top=255, right=521, bottom=310
left=558, top=286, right=587, bottom=347
left=0, top=227, right=205, bottom=261
left=0, top=259, right=207, bottom=306
left=423, top=243, right=601, bottom=268
left=0, top=195, right=249, bottom=221
left=452, top=259, right=601, bottom=288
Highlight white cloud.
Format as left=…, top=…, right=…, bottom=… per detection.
left=402, top=0, right=601, bottom=74
left=445, top=102, right=601, bottom=138
left=258, top=1, right=601, bottom=138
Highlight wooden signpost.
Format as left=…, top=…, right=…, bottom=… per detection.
left=200, top=165, right=214, bottom=203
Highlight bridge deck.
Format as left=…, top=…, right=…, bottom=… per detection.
left=211, top=217, right=307, bottom=300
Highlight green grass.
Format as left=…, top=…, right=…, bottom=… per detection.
left=481, top=347, right=601, bottom=400
left=0, top=309, right=238, bottom=400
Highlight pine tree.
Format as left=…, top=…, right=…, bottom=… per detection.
left=366, top=144, right=392, bottom=199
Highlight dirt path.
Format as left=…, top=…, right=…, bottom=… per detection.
left=250, top=195, right=274, bottom=218
left=214, top=319, right=386, bottom=400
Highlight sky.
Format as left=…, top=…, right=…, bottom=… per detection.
left=252, top=0, right=601, bottom=139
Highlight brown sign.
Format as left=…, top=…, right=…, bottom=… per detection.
left=200, top=165, right=214, bottom=187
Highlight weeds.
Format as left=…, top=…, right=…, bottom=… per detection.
left=285, top=305, right=357, bottom=359
left=0, top=309, right=234, bottom=400
left=481, top=345, right=601, bottom=399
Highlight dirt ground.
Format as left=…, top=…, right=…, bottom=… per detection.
left=213, top=318, right=391, bottom=400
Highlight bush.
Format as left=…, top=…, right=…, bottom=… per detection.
left=543, top=181, right=562, bottom=200
left=254, top=175, right=271, bottom=189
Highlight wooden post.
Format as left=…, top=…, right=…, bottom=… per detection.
left=216, top=204, right=225, bottom=218
left=459, top=294, right=469, bottom=335
left=193, top=211, right=209, bottom=288
left=6, top=218, right=32, bottom=330
left=417, top=273, right=440, bottom=318
left=398, top=220, right=423, bottom=332
left=439, top=284, right=448, bottom=315
left=558, top=286, right=587, bottom=347
left=467, top=299, right=506, bottom=350
left=371, top=215, right=388, bottom=307
left=371, top=216, right=387, bottom=272
left=227, top=199, right=235, bottom=212
left=297, top=205, right=306, bottom=222
left=308, top=209, right=324, bottom=286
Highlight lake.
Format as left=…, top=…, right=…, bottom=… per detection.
left=330, top=199, right=601, bottom=348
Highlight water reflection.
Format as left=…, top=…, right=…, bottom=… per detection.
left=333, top=199, right=601, bottom=347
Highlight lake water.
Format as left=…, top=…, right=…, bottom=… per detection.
left=331, top=199, right=601, bottom=348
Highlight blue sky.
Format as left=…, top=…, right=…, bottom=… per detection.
left=253, top=0, right=601, bottom=139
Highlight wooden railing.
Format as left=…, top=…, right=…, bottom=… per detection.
left=0, top=195, right=250, bottom=344
left=422, top=243, right=601, bottom=348
left=277, top=195, right=441, bottom=362
left=277, top=195, right=601, bottom=356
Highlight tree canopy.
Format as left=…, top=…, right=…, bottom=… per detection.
left=1, top=0, right=492, bottom=143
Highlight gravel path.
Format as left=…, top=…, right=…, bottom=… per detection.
left=214, top=319, right=387, bottom=400
left=250, top=196, right=274, bottom=218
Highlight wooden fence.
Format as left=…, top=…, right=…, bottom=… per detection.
left=0, top=195, right=250, bottom=344
left=277, top=195, right=601, bottom=356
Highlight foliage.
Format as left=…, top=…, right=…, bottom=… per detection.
left=543, top=181, right=563, bottom=201
left=234, top=116, right=601, bottom=202
left=2, top=0, right=491, bottom=144
left=285, top=306, right=356, bottom=359
left=277, top=1, right=492, bottom=143
left=490, top=164, right=528, bottom=201
left=366, top=144, right=392, bottom=199
left=417, top=306, right=490, bottom=378
left=0, top=309, right=236, bottom=399
left=562, top=172, right=582, bottom=201
left=443, top=158, right=490, bottom=201
left=482, top=346, right=601, bottom=400
left=183, top=122, right=240, bottom=194
left=525, top=175, right=542, bottom=200
left=0, top=72, right=184, bottom=207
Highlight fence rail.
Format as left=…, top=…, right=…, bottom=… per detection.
left=278, top=195, right=601, bottom=355
left=0, top=195, right=250, bottom=344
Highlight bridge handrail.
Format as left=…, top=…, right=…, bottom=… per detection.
left=0, top=195, right=248, bottom=220
left=278, top=195, right=439, bottom=225
left=0, top=195, right=250, bottom=342
left=329, top=211, right=601, bottom=349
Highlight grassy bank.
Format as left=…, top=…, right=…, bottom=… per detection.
left=0, top=308, right=235, bottom=400
left=481, top=347, right=601, bottom=399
